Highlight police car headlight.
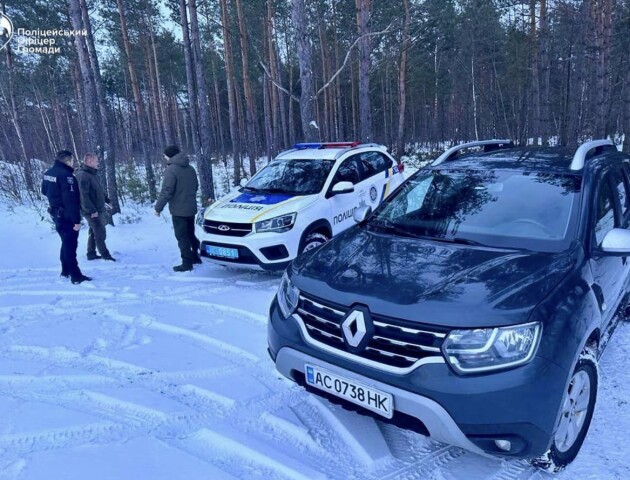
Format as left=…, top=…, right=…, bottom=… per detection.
left=442, top=322, right=541, bottom=374
left=255, top=213, right=297, bottom=233
left=277, top=272, right=300, bottom=318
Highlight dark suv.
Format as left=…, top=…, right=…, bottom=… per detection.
left=267, top=139, right=630, bottom=472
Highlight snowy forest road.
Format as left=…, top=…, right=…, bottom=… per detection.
left=0, top=208, right=628, bottom=480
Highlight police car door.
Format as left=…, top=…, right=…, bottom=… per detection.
left=328, top=156, right=362, bottom=235
left=357, top=151, right=395, bottom=211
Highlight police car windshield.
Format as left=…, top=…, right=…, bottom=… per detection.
left=243, top=159, right=336, bottom=195
left=368, top=169, right=581, bottom=252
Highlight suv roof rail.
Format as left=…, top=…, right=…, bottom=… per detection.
left=432, top=139, right=514, bottom=166
left=570, top=139, right=616, bottom=171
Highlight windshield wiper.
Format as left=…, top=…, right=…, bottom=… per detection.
left=367, top=219, right=421, bottom=239
left=440, top=237, right=486, bottom=246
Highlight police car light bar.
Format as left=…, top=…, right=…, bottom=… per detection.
left=293, top=142, right=361, bottom=150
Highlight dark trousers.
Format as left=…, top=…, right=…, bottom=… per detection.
left=85, top=215, right=110, bottom=257
left=54, top=218, right=80, bottom=276
left=172, top=215, right=200, bottom=266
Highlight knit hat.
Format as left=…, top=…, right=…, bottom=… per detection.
left=164, top=145, right=180, bottom=158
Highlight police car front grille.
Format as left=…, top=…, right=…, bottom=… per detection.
left=203, top=220, right=252, bottom=237
left=297, top=294, right=445, bottom=369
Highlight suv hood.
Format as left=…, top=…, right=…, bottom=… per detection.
left=204, top=191, right=317, bottom=223
left=291, top=227, right=575, bottom=328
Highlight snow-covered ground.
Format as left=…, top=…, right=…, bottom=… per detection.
left=0, top=205, right=628, bottom=480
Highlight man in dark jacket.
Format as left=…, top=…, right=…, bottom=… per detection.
left=154, top=145, right=201, bottom=272
left=41, top=150, right=92, bottom=284
left=76, top=153, right=115, bottom=262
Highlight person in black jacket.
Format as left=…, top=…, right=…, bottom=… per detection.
left=154, top=145, right=201, bottom=272
left=41, top=150, right=92, bottom=284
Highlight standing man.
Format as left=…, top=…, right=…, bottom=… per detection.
left=154, top=145, right=201, bottom=272
left=41, top=150, right=92, bottom=284
left=76, top=153, right=116, bottom=262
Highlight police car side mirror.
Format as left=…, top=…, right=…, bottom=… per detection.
left=353, top=205, right=372, bottom=223
left=601, top=228, right=630, bottom=256
left=331, top=181, right=354, bottom=196
left=240, top=178, right=248, bottom=187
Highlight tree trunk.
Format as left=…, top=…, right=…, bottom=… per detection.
left=79, top=0, right=120, bottom=214
left=234, top=0, right=258, bottom=175
left=624, top=30, right=630, bottom=153
left=219, top=0, right=242, bottom=184
left=188, top=0, right=216, bottom=203
left=355, top=0, right=372, bottom=142
left=115, top=0, right=156, bottom=201
left=179, top=0, right=200, bottom=153
left=530, top=0, right=541, bottom=143
left=292, top=0, right=318, bottom=142
left=395, top=0, right=410, bottom=157
left=69, top=0, right=100, bottom=154
left=539, top=0, right=551, bottom=145
left=595, top=0, right=613, bottom=138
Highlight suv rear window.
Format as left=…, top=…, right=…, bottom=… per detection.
left=368, top=169, right=581, bottom=252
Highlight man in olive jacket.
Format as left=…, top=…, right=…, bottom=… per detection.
left=154, top=145, right=201, bottom=272
left=76, top=153, right=115, bottom=262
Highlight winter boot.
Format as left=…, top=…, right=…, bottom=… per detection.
left=173, top=263, right=193, bottom=272
left=102, top=254, right=116, bottom=262
left=193, top=255, right=202, bottom=265
left=60, top=270, right=69, bottom=278
left=87, top=252, right=102, bottom=260
left=71, top=274, right=93, bottom=284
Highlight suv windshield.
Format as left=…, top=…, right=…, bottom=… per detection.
left=368, top=169, right=581, bottom=252
left=243, top=159, right=335, bottom=195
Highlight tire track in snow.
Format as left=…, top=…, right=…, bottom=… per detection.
left=378, top=444, right=468, bottom=480
left=178, top=300, right=268, bottom=326
left=489, top=460, right=538, bottom=480
left=0, top=459, right=26, bottom=480
left=0, top=422, right=128, bottom=456
left=101, top=309, right=261, bottom=363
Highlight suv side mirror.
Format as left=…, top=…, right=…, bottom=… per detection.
left=240, top=178, right=248, bottom=187
left=353, top=205, right=372, bottom=223
left=331, top=181, right=354, bottom=196
left=601, top=228, right=630, bottom=255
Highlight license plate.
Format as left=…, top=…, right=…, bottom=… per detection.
left=305, top=364, right=393, bottom=419
left=206, top=245, right=239, bottom=259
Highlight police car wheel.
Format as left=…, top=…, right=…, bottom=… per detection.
left=301, top=232, right=329, bottom=254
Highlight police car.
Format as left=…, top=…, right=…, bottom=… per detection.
left=196, top=142, right=405, bottom=270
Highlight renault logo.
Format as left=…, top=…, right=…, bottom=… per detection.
left=341, top=309, right=369, bottom=348
left=218, top=225, right=230, bottom=232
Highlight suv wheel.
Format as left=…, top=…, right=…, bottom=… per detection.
left=530, top=346, right=598, bottom=473
left=300, top=232, right=330, bottom=254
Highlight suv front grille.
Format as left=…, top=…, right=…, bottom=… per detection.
left=297, top=294, right=446, bottom=371
left=203, top=220, right=252, bottom=237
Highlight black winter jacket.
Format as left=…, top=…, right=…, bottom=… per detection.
left=154, top=152, right=198, bottom=217
left=41, top=160, right=81, bottom=224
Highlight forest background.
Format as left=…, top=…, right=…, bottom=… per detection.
left=0, top=0, right=628, bottom=213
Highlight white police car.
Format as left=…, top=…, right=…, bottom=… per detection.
left=196, top=142, right=405, bottom=270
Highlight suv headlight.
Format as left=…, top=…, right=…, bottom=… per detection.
left=442, top=322, right=541, bottom=374
left=255, top=213, right=297, bottom=233
left=277, top=272, right=300, bottom=318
